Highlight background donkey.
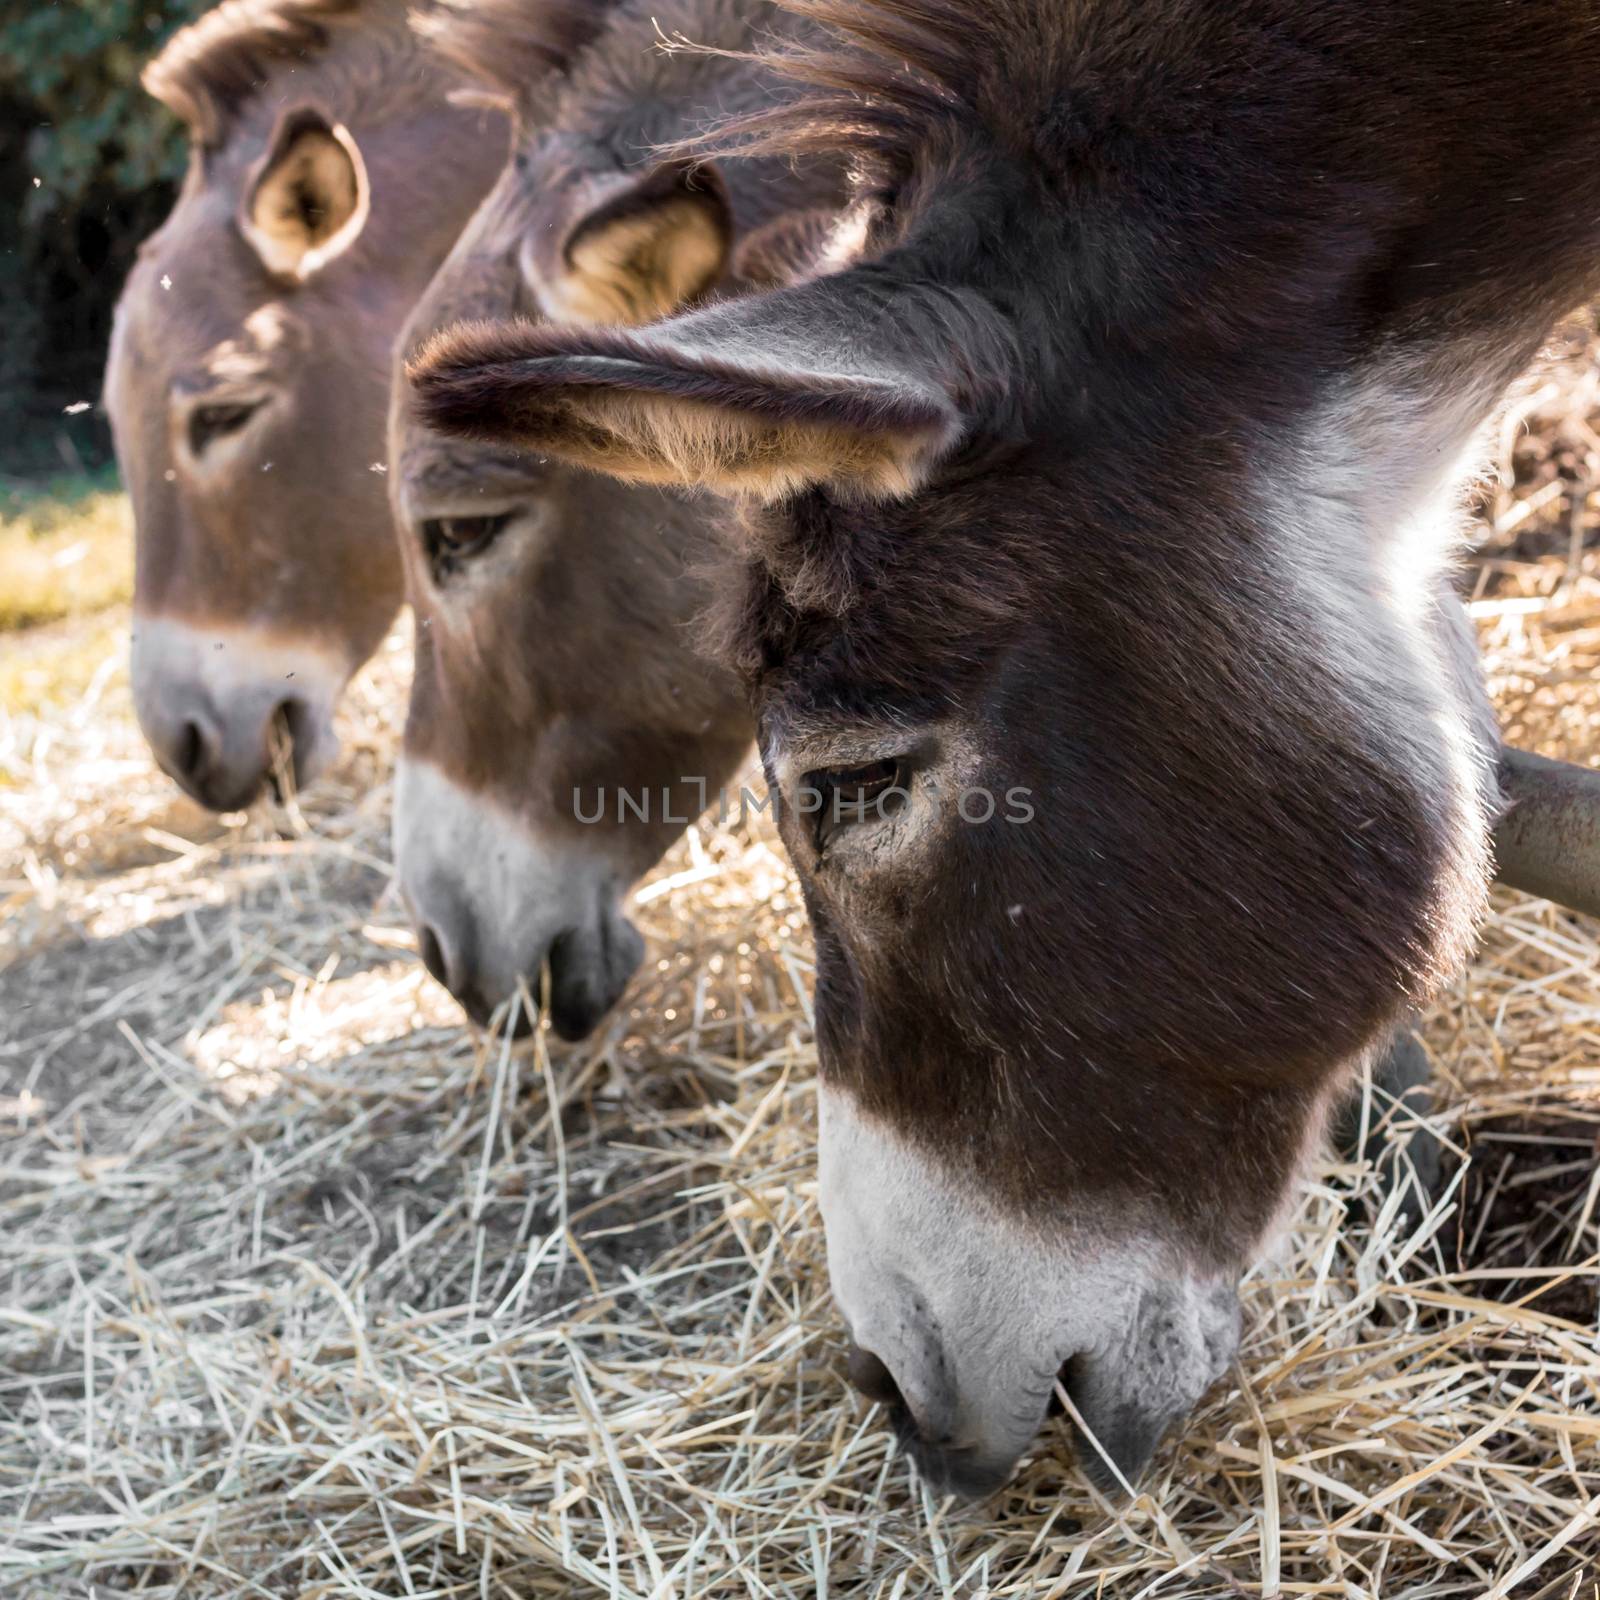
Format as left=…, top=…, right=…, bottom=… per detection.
left=415, top=0, right=1600, bottom=1494
left=392, top=0, right=844, bottom=1036
left=105, top=0, right=506, bottom=811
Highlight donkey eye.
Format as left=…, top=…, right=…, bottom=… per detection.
left=422, top=512, right=516, bottom=568
left=807, top=758, right=907, bottom=851
left=188, top=400, right=262, bottom=457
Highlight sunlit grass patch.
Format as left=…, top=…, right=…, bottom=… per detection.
left=0, top=474, right=134, bottom=632
left=0, top=610, right=127, bottom=722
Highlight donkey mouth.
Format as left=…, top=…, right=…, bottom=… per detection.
left=547, top=915, right=645, bottom=1040
left=424, top=911, right=645, bottom=1041
left=406, top=876, right=643, bottom=1036
left=847, top=1341, right=1027, bottom=1499
left=264, top=696, right=337, bottom=803
left=857, top=1344, right=1179, bottom=1500
left=889, top=1407, right=1016, bottom=1499
left=454, top=977, right=539, bottom=1038
left=886, top=1365, right=1172, bottom=1500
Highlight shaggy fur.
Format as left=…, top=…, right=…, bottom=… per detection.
left=412, top=0, right=616, bottom=102
left=732, top=205, right=845, bottom=287
left=411, top=1, right=848, bottom=329
left=672, top=0, right=1006, bottom=179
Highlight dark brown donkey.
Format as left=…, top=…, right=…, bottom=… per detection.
left=416, top=0, right=1600, bottom=1494
left=391, top=0, right=843, bottom=1036
left=104, top=0, right=506, bottom=811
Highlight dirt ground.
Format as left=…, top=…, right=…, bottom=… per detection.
left=3, top=325, right=1600, bottom=1596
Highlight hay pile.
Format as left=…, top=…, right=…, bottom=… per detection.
left=3, top=327, right=1599, bottom=1596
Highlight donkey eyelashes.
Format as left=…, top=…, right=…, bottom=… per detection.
left=186, top=398, right=264, bottom=459
left=420, top=508, right=519, bottom=577
left=805, top=757, right=911, bottom=852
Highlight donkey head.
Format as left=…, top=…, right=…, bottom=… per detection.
left=105, top=0, right=504, bottom=810
left=390, top=0, right=843, bottom=1035
left=404, top=0, right=1572, bottom=1491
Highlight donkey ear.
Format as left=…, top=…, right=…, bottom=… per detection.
left=239, top=107, right=370, bottom=281
left=524, top=161, right=733, bottom=327
left=410, top=273, right=1015, bottom=502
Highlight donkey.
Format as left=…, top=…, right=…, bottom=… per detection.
left=391, top=0, right=844, bottom=1035
left=414, top=0, right=1600, bottom=1494
left=104, top=0, right=506, bottom=811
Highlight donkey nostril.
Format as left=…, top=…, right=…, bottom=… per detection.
left=1047, top=1361, right=1070, bottom=1418
left=175, top=718, right=208, bottom=782
left=418, top=925, right=449, bottom=989
left=846, top=1342, right=906, bottom=1409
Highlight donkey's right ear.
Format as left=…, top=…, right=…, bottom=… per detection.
left=239, top=107, right=370, bottom=281
left=523, top=161, right=733, bottom=327
left=411, top=270, right=1019, bottom=502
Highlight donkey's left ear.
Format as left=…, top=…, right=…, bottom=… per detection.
left=411, top=270, right=1017, bottom=502
left=239, top=107, right=370, bottom=281
left=524, top=160, right=732, bottom=327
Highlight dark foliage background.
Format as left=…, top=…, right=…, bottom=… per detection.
left=1, top=1, right=207, bottom=478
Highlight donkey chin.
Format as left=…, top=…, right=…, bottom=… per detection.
left=393, top=757, right=644, bottom=1040
left=130, top=615, right=346, bottom=812
left=819, top=1083, right=1243, bottom=1498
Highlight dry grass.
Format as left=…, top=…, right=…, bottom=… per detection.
left=3, top=325, right=1600, bottom=1598
left=0, top=476, right=135, bottom=635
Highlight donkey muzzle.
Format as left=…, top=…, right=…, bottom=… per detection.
left=131, top=616, right=342, bottom=811
left=412, top=891, right=643, bottom=1040
left=394, top=757, right=646, bottom=1040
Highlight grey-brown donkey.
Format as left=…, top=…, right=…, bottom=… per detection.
left=106, top=0, right=507, bottom=810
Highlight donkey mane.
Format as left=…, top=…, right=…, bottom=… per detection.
left=685, top=0, right=1034, bottom=180
left=143, top=0, right=380, bottom=143
left=413, top=0, right=616, bottom=100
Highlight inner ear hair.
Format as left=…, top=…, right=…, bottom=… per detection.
left=541, top=164, right=732, bottom=327
left=240, top=107, right=369, bottom=280
left=411, top=275, right=997, bottom=505
left=530, top=389, right=944, bottom=502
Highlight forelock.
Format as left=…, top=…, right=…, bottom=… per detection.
left=143, top=0, right=370, bottom=145
left=411, top=0, right=617, bottom=103
left=679, top=0, right=1068, bottom=187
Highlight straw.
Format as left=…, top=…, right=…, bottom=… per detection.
left=4, top=321, right=1600, bottom=1595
